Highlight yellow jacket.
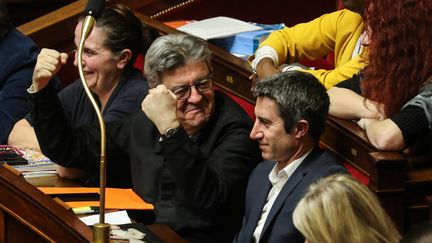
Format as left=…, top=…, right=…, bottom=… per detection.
left=255, top=9, right=365, bottom=89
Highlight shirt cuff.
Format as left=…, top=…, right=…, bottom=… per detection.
left=27, top=84, right=38, bottom=94
left=251, top=46, right=279, bottom=73
left=280, top=64, right=304, bottom=72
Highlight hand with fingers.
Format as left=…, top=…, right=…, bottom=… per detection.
left=141, top=84, right=180, bottom=134
left=32, top=48, right=68, bottom=91
left=250, top=57, right=280, bottom=90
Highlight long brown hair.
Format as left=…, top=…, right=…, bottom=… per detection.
left=362, top=0, right=432, bottom=117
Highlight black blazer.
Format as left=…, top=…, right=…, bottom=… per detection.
left=31, top=89, right=262, bottom=243
left=234, top=148, right=347, bottom=243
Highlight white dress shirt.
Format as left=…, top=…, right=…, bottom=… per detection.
left=252, top=150, right=311, bottom=242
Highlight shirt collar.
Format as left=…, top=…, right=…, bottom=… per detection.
left=268, top=149, right=313, bottom=185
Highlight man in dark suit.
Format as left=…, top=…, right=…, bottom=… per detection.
left=234, top=71, right=347, bottom=243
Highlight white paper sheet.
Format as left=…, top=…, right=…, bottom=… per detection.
left=80, top=210, right=132, bottom=226
left=178, top=16, right=262, bottom=40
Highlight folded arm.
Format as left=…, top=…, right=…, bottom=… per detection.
left=328, top=86, right=383, bottom=120
left=7, top=119, right=40, bottom=151
left=328, top=86, right=406, bottom=150
left=357, top=118, right=405, bottom=151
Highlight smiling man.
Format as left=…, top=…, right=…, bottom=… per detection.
left=30, top=34, right=261, bottom=243
left=234, top=71, right=347, bottom=243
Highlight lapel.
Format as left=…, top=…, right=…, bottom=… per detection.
left=260, top=149, right=321, bottom=238
left=244, top=163, right=273, bottom=239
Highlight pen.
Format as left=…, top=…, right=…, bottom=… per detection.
left=72, top=206, right=100, bottom=215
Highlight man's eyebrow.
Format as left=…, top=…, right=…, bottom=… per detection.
left=257, top=116, right=272, bottom=125
left=193, top=74, right=212, bottom=82
left=171, top=74, right=211, bottom=88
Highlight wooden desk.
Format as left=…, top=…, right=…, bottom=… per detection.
left=0, top=165, right=92, bottom=242
left=0, top=165, right=185, bottom=243
left=25, top=173, right=187, bottom=243
left=26, top=173, right=81, bottom=187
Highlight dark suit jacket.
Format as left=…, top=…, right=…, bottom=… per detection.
left=234, top=148, right=347, bottom=243
left=0, top=28, right=39, bottom=143
left=31, top=88, right=261, bottom=243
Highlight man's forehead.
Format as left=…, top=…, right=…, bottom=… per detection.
left=161, top=61, right=210, bottom=86
left=255, top=97, right=279, bottom=115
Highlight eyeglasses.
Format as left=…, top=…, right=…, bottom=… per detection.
left=170, top=75, right=213, bottom=100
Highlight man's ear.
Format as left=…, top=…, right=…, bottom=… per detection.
left=294, top=119, right=309, bottom=138
left=116, top=49, right=132, bottom=69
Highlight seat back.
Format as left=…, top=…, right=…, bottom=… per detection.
left=214, top=86, right=255, bottom=121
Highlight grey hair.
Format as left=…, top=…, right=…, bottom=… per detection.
left=253, top=71, right=329, bottom=142
left=144, top=34, right=212, bottom=87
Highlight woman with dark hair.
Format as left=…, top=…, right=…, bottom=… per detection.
left=9, top=3, right=156, bottom=148
left=0, top=2, right=40, bottom=144
left=328, top=0, right=432, bottom=151
left=8, top=4, right=157, bottom=185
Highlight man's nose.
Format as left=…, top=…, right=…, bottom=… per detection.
left=250, top=122, right=260, bottom=140
left=187, top=85, right=203, bottom=102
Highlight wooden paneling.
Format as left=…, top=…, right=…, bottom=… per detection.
left=5, top=0, right=75, bottom=26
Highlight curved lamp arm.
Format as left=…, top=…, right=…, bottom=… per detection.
left=77, top=14, right=109, bottom=243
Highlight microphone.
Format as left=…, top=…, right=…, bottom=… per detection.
left=83, top=0, right=104, bottom=18
left=77, top=1, right=108, bottom=242
left=80, top=0, right=105, bottom=41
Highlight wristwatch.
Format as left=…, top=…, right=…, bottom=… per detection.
left=159, top=127, right=179, bottom=142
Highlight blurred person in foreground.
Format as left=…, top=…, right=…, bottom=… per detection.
left=293, top=174, right=401, bottom=243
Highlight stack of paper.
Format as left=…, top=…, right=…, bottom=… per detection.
left=80, top=210, right=131, bottom=226
left=11, top=147, right=57, bottom=177
left=209, top=30, right=271, bottom=56
left=211, top=23, right=285, bottom=57
left=177, top=17, right=284, bottom=58
left=177, top=16, right=262, bottom=40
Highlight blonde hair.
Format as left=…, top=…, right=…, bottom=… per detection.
left=293, top=174, right=401, bottom=243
